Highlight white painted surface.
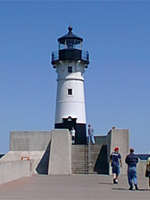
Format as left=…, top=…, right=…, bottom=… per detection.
left=54, top=61, right=87, bottom=124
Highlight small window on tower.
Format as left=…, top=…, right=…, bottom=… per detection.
left=68, top=89, right=72, bottom=95
left=68, top=66, right=72, bottom=73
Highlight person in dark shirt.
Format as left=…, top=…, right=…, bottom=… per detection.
left=110, top=147, right=122, bottom=184
left=125, top=148, right=139, bottom=190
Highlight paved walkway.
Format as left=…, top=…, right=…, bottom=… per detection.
left=0, top=175, right=149, bottom=200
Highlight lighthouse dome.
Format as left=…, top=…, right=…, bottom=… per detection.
left=58, top=26, right=83, bottom=45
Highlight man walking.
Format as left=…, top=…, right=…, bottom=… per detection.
left=110, top=147, right=122, bottom=184
left=88, top=124, right=95, bottom=144
left=125, top=148, right=139, bottom=190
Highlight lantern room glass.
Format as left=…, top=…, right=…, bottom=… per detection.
left=59, top=40, right=82, bottom=50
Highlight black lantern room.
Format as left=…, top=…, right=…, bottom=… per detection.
left=52, top=26, right=89, bottom=66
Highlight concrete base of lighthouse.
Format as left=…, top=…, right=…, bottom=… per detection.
left=55, top=123, right=87, bottom=144
left=0, top=127, right=130, bottom=184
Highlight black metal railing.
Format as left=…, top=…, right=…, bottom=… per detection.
left=51, top=49, right=89, bottom=64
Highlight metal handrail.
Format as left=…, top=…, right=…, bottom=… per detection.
left=51, top=50, right=89, bottom=63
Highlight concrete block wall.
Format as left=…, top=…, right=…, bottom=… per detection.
left=48, top=129, right=72, bottom=175
left=0, top=129, right=73, bottom=184
left=95, top=136, right=107, bottom=145
left=137, top=160, right=149, bottom=189
left=0, top=151, right=46, bottom=174
left=0, top=127, right=130, bottom=184
left=0, top=160, right=31, bottom=184
left=106, top=128, right=129, bottom=175
left=7, top=131, right=53, bottom=175
left=10, top=131, right=51, bottom=151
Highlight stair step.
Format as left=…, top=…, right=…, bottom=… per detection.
left=71, top=144, right=103, bottom=174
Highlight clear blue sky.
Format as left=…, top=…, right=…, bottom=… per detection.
left=0, top=1, right=150, bottom=154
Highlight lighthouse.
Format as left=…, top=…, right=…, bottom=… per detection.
left=51, top=27, right=89, bottom=144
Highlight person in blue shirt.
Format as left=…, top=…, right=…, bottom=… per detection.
left=88, top=124, right=95, bottom=144
left=125, top=148, right=139, bottom=190
left=110, top=147, right=122, bottom=184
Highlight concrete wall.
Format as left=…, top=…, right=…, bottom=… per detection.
left=8, top=131, right=52, bottom=175
left=0, top=160, right=31, bottom=184
left=10, top=131, right=51, bottom=151
left=122, top=160, right=149, bottom=189
left=48, top=129, right=72, bottom=175
left=0, top=129, right=73, bottom=185
left=0, top=151, right=46, bottom=174
left=9, top=130, right=73, bottom=176
left=107, top=128, right=129, bottom=175
left=3, top=128, right=130, bottom=179
left=95, top=136, right=107, bottom=145
left=137, top=160, right=149, bottom=189
left=89, top=144, right=109, bottom=174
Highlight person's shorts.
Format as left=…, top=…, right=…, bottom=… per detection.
left=112, top=165, right=120, bottom=175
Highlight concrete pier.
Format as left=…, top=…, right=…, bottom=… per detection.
left=0, top=175, right=149, bottom=200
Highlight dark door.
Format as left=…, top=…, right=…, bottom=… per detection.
left=63, top=116, right=77, bottom=131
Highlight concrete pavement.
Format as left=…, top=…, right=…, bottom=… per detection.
left=0, top=175, right=149, bottom=200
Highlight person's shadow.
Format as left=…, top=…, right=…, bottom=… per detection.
left=112, top=188, right=150, bottom=191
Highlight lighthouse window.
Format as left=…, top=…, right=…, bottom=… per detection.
left=68, top=66, right=72, bottom=73
left=68, top=89, right=72, bottom=95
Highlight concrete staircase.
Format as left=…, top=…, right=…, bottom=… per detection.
left=72, top=145, right=88, bottom=174
left=72, top=144, right=108, bottom=174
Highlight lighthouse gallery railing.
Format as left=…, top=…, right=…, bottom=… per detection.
left=51, top=50, right=89, bottom=64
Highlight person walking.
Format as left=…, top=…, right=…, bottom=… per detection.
left=110, top=147, right=122, bottom=184
left=70, top=127, right=75, bottom=144
left=125, top=148, right=139, bottom=190
left=145, top=157, right=150, bottom=189
left=88, top=124, right=95, bottom=144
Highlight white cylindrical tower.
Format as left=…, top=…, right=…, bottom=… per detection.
left=51, top=27, right=89, bottom=144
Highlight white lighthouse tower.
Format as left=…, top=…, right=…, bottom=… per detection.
left=51, top=27, right=89, bottom=144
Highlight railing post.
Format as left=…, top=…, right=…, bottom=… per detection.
left=88, top=139, right=92, bottom=174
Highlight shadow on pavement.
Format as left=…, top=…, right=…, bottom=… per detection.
left=98, top=182, right=112, bottom=185
left=112, top=188, right=150, bottom=192
left=112, top=188, right=130, bottom=191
